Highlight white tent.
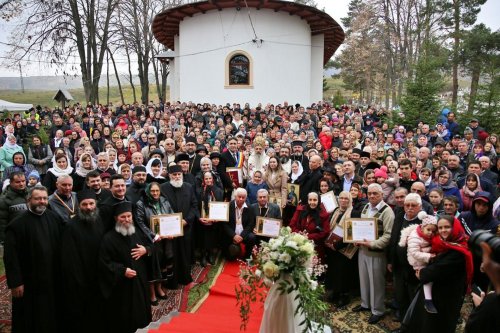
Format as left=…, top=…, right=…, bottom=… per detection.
left=0, top=99, right=33, bottom=111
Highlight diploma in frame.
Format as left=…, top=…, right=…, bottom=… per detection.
left=321, top=191, right=338, bottom=213
left=150, top=213, right=184, bottom=238
left=255, top=217, right=282, bottom=238
left=226, top=167, right=243, bottom=187
left=208, top=201, right=230, bottom=222
left=343, top=218, right=378, bottom=243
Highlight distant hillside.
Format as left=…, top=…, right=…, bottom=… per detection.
left=0, top=74, right=156, bottom=91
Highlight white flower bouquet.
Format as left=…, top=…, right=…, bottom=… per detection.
left=236, top=227, right=329, bottom=333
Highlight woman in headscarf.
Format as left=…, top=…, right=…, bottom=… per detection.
left=73, top=153, right=97, bottom=192
left=145, top=158, right=166, bottom=185
left=0, top=134, right=24, bottom=178
left=290, top=192, right=331, bottom=259
left=288, top=160, right=305, bottom=185
left=135, top=182, right=174, bottom=306
left=197, top=171, right=224, bottom=266
left=436, top=169, right=463, bottom=211
left=324, top=191, right=358, bottom=307
left=43, top=153, right=74, bottom=195
left=459, top=173, right=483, bottom=212
left=2, top=151, right=35, bottom=184
left=407, top=215, right=473, bottom=333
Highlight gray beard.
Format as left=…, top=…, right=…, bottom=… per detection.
left=78, top=207, right=100, bottom=223
left=170, top=179, right=183, bottom=188
left=115, top=223, right=135, bottom=236
left=280, top=156, right=289, bottom=164
left=30, top=204, right=47, bottom=215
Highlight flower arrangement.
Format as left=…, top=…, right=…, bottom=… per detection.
left=236, top=227, right=330, bottom=333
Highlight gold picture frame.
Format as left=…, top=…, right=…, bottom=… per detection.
left=286, top=183, right=300, bottom=206
left=208, top=201, right=230, bottom=222
left=343, top=218, right=378, bottom=243
left=255, top=217, right=282, bottom=238
left=150, top=213, right=184, bottom=238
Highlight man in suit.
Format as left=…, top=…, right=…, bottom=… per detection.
left=299, top=155, right=323, bottom=203
left=222, top=137, right=243, bottom=169
left=251, top=189, right=281, bottom=243
left=221, top=188, right=256, bottom=260
left=160, top=165, right=198, bottom=287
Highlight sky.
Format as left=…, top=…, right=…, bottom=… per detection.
left=0, top=0, right=498, bottom=77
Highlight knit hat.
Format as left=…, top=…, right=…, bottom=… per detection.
left=28, top=170, right=40, bottom=181
left=418, top=211, right=437, bottom=226
left=374, top=166, right=388, bottom=180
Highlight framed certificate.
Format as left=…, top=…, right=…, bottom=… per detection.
left=286, top=183, right=299, bottom=206
left=321, top=191, right=338, bottom=213
left=208, top=201, right=230, bottom=221
left=255, top=217, right=282, bottom=238
left=226, top=167, right=243, bottom=187
left=150, top=213, right=183, bottom=237
left=343, top=218, right=378, bottom=243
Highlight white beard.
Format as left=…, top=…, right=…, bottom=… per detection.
left=115, top=223, right=135, bottom=236
left=170, top=179, right=183, bottom=188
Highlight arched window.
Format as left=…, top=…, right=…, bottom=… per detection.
left=229, top=54, right=250, bottom=85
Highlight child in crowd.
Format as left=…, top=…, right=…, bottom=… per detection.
left=399, top=211, right=439, bottom=314
left=27, top=170, right=41, bottom=189
left=375, top=165, right=398, bottom=206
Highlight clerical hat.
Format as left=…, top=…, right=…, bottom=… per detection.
left=185, top=136, right=197, bottom=144
left=132, top=166, right=147, bottom=174
left=77, top=189, right=96, bottom=202
left=113, top=201, right=132, bottom=217
left=175, top=153, right=190, bottom=163
left=292, top=140, right=304, bottom=147
left=360, top=151, right=371, bottom=159
left=168, top=165, right=182, bottom=174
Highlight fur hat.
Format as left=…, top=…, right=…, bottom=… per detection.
left=418, top=211, right=437, bottom=226
left=374, top=166, right=388, bottom=180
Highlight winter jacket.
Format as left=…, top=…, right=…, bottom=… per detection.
left=399, top=224, right=433, bottom=270
left=0, top=185, right=28, bottom=242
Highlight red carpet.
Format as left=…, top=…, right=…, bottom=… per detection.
left=149, top=262, right=264, bottom=333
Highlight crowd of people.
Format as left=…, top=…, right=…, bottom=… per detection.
left=0, top=101, right=499, bottom=333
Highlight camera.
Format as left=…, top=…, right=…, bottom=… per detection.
left=468, top=230, right=500, bottom=263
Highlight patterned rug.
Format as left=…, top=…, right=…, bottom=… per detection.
left=0, top=264, right=211, bottom=333
left=330, top=295, right=473, bottom=333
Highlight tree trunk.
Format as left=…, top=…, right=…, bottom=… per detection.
left=108, top=49, right=125, bottom=105
left=451, top=0, right=460, bottom=110
left=467, top=68, right=480, bottom=115
left=152, top=56, right=162, bottom=101
left=106, top=51, right=110, bottom=106
left=161, top=61, right=168, bottom=102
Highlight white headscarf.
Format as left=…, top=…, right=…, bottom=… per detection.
left=145, top=158, right=164, bottom=179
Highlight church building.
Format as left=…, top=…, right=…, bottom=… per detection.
left=153, top=0, right=344, bottom=105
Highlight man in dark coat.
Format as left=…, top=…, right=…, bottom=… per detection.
left=176, top=153, right=197, bottom=187
left=222, top=188, right=256, bottom=259
left=98, top=201, right=151, bottom=333
left=125, top=166, right=147, bottom=203
left=85, top=170, right=112, bottom=203
left=299, top=155, right=323, bottom=203
left=0, top=171, right=28, bottom=244
left=160, top=165, right=198, bottom=287
left=60, top=190, right=106, bottom=333
left=3, top=185, right=64, bottom=333
left=99, top=174, right=129, bottom=231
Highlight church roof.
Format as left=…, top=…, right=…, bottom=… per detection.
left=152, top=0, right=345, bottom=65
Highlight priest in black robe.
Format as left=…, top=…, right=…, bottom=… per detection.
left=160, top=165, right=198, bottom=287
left=3, top=185, right=64, bottom=333
left=98, top=201, right=151, bottom=333
left=60, top=190, right=106, bottom=333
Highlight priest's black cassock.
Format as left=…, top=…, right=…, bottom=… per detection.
left=98, top=195, right=126, bottom=231
left=98, top=227, right=151, bottom=333
left=160, top=181, right=198, bottom=286
left=60, top=214, right=107, bottom=333
left=3, top=209, right=64, bottom=333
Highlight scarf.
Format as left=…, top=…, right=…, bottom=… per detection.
left=145, top=158, right=165, bottom=179
left=47, top=163, right=74, bottom=177
left=329, top=192, right=353, bottom=228
left=201, top=185, right=216, bottom=216
left=461, top=173, right=482, bottom=198
left=431, top=217, right=474, bottom=293
left=290, top=162, right=304, bottom=182
left=416, top=225, right=433, bottom=243
left=75, top=153, right=96, bottom=177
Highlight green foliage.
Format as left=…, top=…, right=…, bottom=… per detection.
left=332, top=90, right=345, bottom=107
left=473, top=73, right=500, bottom=134
left=400, top=49, right=444, bottom=127
left=322, top=77, right=329, bottom=93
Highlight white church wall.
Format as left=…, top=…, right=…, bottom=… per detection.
left=310, top=34, right=324, bottom=104
left=176, top=8, right=319, bottom=106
